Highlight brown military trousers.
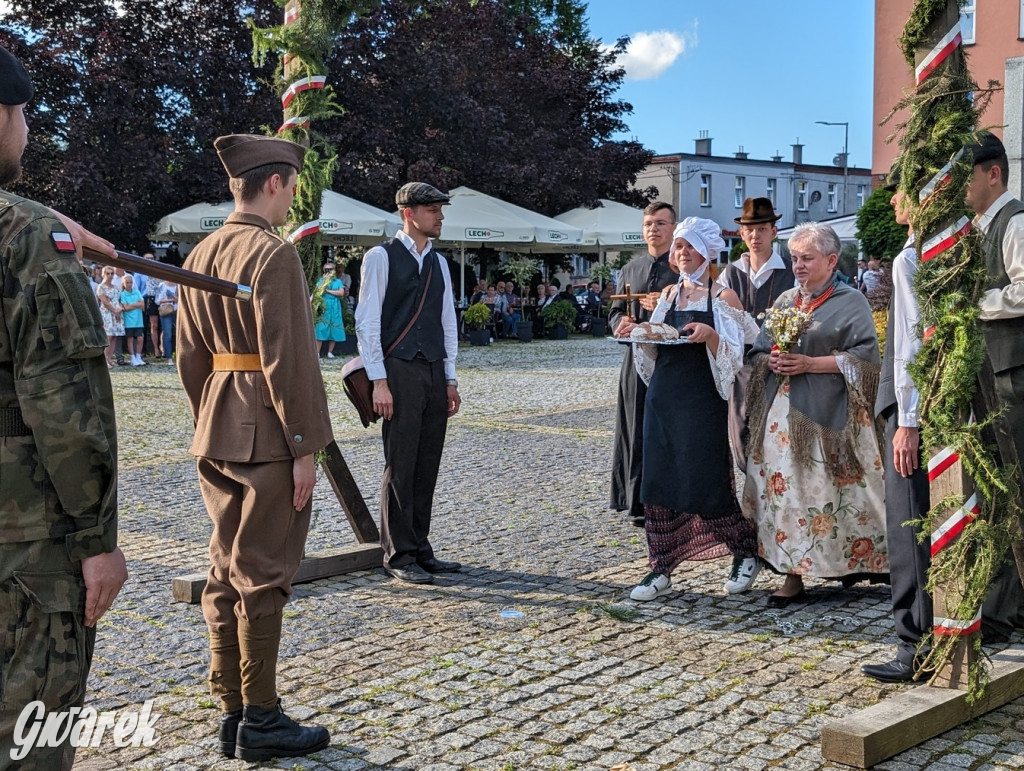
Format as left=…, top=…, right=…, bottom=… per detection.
left=0, top=539, right=95, bottom=771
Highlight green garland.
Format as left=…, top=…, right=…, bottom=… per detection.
left=895, top=0, right=1018, bottom=699
left=249, top=0, right=378, bottom=291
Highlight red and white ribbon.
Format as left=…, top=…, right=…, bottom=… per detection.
left=921, top=217, right=971, bottom=262
left=915, top=21, right=962, bottom=86
left=919, top=149, right=965, bottom=202
left=288, top=220, right=320, bottom=243
left=933, top=608, right=982, bottom=637
left=284, top=5, right=299, bottom=25
left=931, top=493, right=979, bottom=556
left=277, top=115, right=310, bottom=134
left=281, top=76, right=326, bottom=108
left=927, top=446, right=960, bottom=482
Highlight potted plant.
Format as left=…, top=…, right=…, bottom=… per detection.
left=540, top=299, right=577, bottom=340
left=463, top=302, right=492, bottom=346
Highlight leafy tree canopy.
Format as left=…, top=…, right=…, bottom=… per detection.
left=855, top=184, right=908, bottom=259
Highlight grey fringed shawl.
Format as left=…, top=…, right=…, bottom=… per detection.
left=745, top=279, right=884, bottom=480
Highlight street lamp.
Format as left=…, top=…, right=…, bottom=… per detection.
left=816, top=120, right=849, bottom=216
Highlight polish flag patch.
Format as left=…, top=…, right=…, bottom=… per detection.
left=51, top=232, right=76, bottom=253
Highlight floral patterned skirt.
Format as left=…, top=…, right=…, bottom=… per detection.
left=742, top=388, right=888, bottom=578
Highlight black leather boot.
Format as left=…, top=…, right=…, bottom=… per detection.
left=218, top=709, right=242, bottom=758
left=235, top=700, right=330, bottom=762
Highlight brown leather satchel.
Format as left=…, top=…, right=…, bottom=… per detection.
left=341, top=257, right=435, bottom=427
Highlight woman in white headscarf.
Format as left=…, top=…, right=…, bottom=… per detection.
left=618, top=217, right=762, bottom=601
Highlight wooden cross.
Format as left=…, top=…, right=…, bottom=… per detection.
left=610, top=283, right=646, bottom=319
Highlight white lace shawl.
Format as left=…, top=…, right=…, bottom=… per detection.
left=632, top=294, right=752, bottom=398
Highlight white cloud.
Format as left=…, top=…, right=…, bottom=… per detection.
left=609, top=27, right=696, bottom=81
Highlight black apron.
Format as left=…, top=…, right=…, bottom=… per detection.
left=640, top=286, right=736, bottom=517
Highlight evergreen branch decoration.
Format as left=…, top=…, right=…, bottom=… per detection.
left=896, top=0, right=1019, bottom=699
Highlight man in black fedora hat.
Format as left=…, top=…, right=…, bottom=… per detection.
left=720, top=197, right=795, bottom=322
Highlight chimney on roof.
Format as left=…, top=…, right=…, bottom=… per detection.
left=772, top=151, right=783, bottom=163
left=792, top=142, right=804, bottom=165
left=695, top=130, right=713, bottom=157
left=734, top=145, right=748, bottom=160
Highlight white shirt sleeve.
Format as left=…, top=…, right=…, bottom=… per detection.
left=708, top=301, right=745, bottom=400
left=354, top=245, right=389, bottom=381
left=891, top=245, right=921, bottom=427
left=436, top=256, right=458, bottom=381
left=979, top=211, right=1024, bottom=320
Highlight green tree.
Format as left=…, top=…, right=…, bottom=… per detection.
left=855, top=185, right=908, bottom=259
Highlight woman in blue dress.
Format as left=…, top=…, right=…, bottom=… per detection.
left=314, top=262, right=347, bottom=358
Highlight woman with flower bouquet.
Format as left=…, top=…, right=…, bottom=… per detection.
left=742, top=222, right=887, bottom=607
left=620, top=217, right=762, bottom=602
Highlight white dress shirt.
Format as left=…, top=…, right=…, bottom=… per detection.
left=977, top=190, right=1024, bottom=320
left=732, top=246, right=787, bottom=289
left=891, top=236, right=921, bottom=428
left=355, top=230, right=458, bottom=382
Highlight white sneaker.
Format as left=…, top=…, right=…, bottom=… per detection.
left=327, top=352, right=335, bottom=359
left=724, top=556, right=762, bottom=594
left=630, top=572, right=672, bottom=601
left=130, top=355, right=141, bottom=366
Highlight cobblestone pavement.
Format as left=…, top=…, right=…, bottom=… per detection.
left=70, top=338, right=1024, bottom=770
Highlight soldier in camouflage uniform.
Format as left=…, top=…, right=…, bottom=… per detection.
left=0, top=45, right=128, bottom=771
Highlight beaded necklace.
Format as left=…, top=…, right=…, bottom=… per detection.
left=793, top=281, right=836, bottom=314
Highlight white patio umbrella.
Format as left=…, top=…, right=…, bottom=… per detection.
left=432, top=186, right=585, bottom=299
left=554, top=199, right=645, bottom=250
left=149, top=191, right=401, bottom=245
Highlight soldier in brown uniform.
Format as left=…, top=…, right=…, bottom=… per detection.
left=0, top=45, right=127, bottom=770
left=176, top=135, right=333, bottom=762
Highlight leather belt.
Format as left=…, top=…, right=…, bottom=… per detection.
left=0, top=406, right=31, bottom=436
left=212, top=353, right=262, bottom=372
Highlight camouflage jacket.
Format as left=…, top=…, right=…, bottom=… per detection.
left=0, top=190, right=118, bottom=559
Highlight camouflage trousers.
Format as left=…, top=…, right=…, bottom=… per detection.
left=0, top=539, right=94, bottom=771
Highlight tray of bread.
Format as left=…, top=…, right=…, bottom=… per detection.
left=613, top=322, right=691, bottom=344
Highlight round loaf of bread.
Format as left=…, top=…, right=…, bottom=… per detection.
left=630, top=322, right=679, bottom=342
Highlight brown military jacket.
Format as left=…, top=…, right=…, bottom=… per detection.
left=177, top=212, right=333, bottom=462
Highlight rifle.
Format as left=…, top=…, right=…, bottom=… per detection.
left=82, top=247, right=252, bottom=302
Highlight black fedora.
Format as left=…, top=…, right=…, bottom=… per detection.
left=735, top=197, right=782, bottom=225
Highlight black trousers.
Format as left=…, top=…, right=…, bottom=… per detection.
left=380, top=356, right=448, bottom=568
left=881, top=408, right=933, bottom=665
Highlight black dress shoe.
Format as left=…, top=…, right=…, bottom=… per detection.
left=766, top=588, right=808, bottom=608
left=630, top=516, right=645, bottom=528
left=418, top=556, right=462, bottom=573
left=235, top=700, right=330, bottom=762
left=384, top=563, right=434, bottom=583
left=861, top=658, right=932, bottom=684
left=219, top=708, right=242, bottom=758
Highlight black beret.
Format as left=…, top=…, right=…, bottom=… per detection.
left=0, top=45, right=33, bottom=106
left=967, top=132, right=1006, bottom=166
left=396, top=182, right=450, bottom=207
left=882, top=165, right=901, bottom=193
left=213, top=134, right=305, bottom=178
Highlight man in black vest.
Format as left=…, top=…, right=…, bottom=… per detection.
left=609, top=201, right=677, bottom=526
left=862, top=168, right=933, bottom=683
left=720, top=197, right=794, bottom=323
left=355, top=182, right=462, bottom=584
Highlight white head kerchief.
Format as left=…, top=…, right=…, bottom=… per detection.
left=673, top=216, right=725, bottom=286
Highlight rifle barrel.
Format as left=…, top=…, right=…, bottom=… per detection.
left=82, top=247, right=252, bottom=302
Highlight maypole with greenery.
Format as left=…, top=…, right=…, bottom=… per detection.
left=249, top=0, right=378, bottom=293
left=892, top=0, right=1018, bottom=697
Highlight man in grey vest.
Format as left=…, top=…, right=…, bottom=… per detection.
left=609, top=201, right=677, bottom=526
left=355, top=182, right=462, bottom=584
left=720, top=197, right=795, bottom=323
left=862, top=168, right=933, bottom=683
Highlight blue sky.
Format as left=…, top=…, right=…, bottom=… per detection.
left=584, top=0, right=877, bottom=169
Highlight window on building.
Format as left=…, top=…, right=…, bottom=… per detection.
left=857, top=185, right=866, bottom=210
left=797, top=181, right=808, bottom=211
left=827, top=183, right=838, bottom=213
left=734, top=176, right=746, bottom=208
left=961, top=0, right=975, bottom=44
left=766, top=178, right=776, bottom=206
left=700, top=174, right=712, bottom=207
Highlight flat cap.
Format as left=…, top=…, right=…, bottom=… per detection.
left=396, top=182, right=450, bottom=207
left=967, top=132, right=1006, bottom=166
left=214, top=134, right=305, bottom=178
left=0, top=45, right=33, bottom=106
